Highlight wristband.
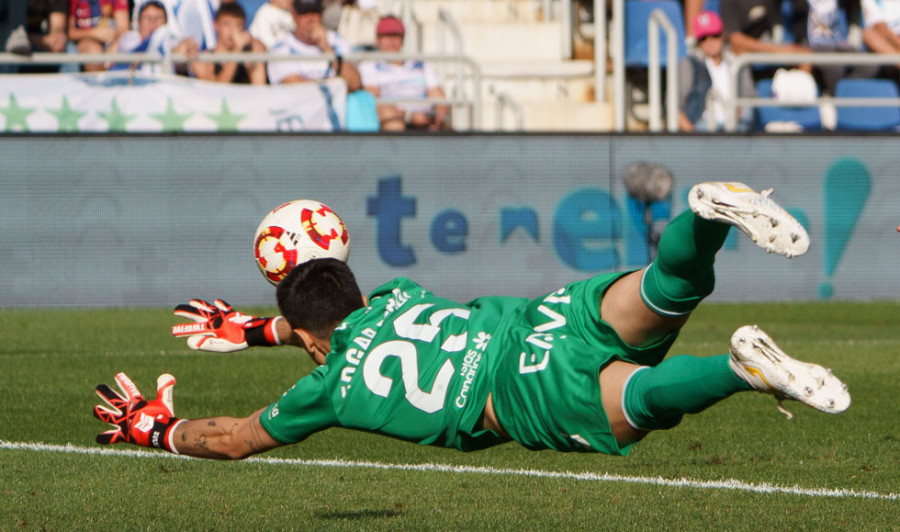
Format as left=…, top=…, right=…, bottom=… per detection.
left=334, top=55, right=343, bottom=76
left=244, top=316, right=283, bottom=347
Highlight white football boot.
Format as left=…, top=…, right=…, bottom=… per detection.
left=729, top=325, right=850, bottom=419
left=688, top=182, right=809, bottom=258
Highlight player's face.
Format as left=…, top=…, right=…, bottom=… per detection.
left=376, top=34, right=403, bottom=53
left=139, top=6, right=167, bottom=39
left=215, top=14, right=246, bottom=47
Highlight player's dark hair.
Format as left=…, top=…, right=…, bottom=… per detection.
left=215, top=2, right=247, bottom=21
left=276, top=258, right=364, bottom=340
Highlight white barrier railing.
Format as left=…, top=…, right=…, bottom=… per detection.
left=0, top=50, right=483, bottom=130
left=647, top=8, right=679, bottom=132
left=612, top=0, right=626, bottom=131
left=435, top=8, right=475, bottom=129
left=727, top=52, right=900, bottom=132
left=494, top=90, right=525, bottom=131
left=593, top=0, right=607, bottom=104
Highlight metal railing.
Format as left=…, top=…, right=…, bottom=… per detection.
left=435, top=8, right=473, bottom=127
left=727, top=52, right=900, bottom=132
left=593, top=0, right=607, bottom=104
left=647, top=8, right=679, bottom=132
left=494, top=90, right=525, bottom=131
left=612, top=0, right=626, bottom=131
left=0, top=50, right=484, bottom=130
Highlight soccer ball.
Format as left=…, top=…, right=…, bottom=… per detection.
left=253, top=199, right=350, bottom=285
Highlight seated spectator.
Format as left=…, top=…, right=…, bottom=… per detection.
left=359, top=16, right=450, bottom=131
left=267, top=0, right=361, bottom=90
left=3, top=0, right=31, bottom=59
left=679, top=11, right=756, bottom=132
left=130, top=0, right=180, bottom=38
left=722, top=0, right=814, bottom=75
left=249, top=0, right=295, bottom=49
left=68, top=0, right=130, bottom=72
left=131, top=0, right=220, bottom=50
left=193, top=3, right=267, bottom=84
left=683, top=0, right=706, bottom=44
left=111, top=1, right=199, bottom=74
left=862, top=0, right=900, bottom=64
left=796, top=0, right=878, bottom=95
left=24, top=0, right=69, bottom=72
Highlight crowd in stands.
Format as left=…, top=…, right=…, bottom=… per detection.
left=0, top=0, right=447, bottom=131
left=673, top=0, right=900, bottom=131
left=3, top=0, right=900, bottom=131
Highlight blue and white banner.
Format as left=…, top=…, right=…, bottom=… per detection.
left=0, top=73, right=347, bottom=132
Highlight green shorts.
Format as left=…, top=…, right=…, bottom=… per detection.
left=489, top=270, right=679, bottom=455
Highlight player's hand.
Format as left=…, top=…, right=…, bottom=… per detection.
left=93, top=373, right=183, bottom=451
left=171, top=299, right=282, bottom=353
left=233, top=30, right=252, bottom=52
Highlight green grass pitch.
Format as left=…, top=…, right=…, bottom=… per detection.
left=1, top=302, right=898, bottom=530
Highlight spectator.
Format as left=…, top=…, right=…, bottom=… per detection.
left=111, top=1, right=199, bottom=74
left=679, top=11, right=756, bottom=131
left=68, top=0, right=130, bottom=72
left=266, top=0, right=361, bottom=90
left=25, top=0, right=69, bottom=72
left=130, top=0, right=180, bottom=38
left=2, top=0, right=31, bottom=59
left=794, top=0, right=878, bottom=94
left=359, top=16, right=450, bottom=131
left=721, top=0, right=813, bottom=75
left=131, top=0, right=223, bottom=50
left=249, top=0, right=295, bottom=49
left=861, top=0, right=900, bottom=64
left=193, top=3, right=267, bottom=84
left=683, top=0, right=706, bottom=43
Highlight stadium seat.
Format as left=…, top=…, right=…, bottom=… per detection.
left=835, top=79, right=900, bottom=131
left=755, top=79, right=822, bottom=131
left=702, top=0, right=720, bottom=13
left=235, top=0, right=267, bottom=24
left=624, top=0, right=687, bottom=68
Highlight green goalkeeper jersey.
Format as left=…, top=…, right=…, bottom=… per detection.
left=261, top=272, right=679, bottom=454
left=261, top=277, right=525, bottom=451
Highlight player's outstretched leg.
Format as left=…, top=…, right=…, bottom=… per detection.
left=688, top=182, right=809, bottom=258
left=604, top=182, right=810, bottom=347
left=728, top=325, right=851, bottom=418
left=606, top=325, right=850, bottom=445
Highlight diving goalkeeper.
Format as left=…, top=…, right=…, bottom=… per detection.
left=93, top=182, right=850, bottom=458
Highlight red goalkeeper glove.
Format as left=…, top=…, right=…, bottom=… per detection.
left=93, top=373, right=185, bottom=453
left=170, top=299, right=282, bottom=353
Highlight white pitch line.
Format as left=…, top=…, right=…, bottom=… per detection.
left=1, top=440, right=897, bottom=501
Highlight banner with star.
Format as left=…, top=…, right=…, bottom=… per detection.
left=0, top=72, right=347, bottom=132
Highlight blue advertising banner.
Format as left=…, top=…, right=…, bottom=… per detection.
left=1, top=135, right=897, bottom=306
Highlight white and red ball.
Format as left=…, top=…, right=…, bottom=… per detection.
left=253, top=199, right=350, bottom=285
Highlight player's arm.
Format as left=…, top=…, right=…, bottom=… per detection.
left=170, top=409, right=282, bottom=459
left=92, top=373, right=284, bottom=460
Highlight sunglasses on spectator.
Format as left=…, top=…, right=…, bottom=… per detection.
left=699, top=33, right=723, bottom=42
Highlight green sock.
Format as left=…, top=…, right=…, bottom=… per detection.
left=641, top=210, right=732, bottom=316
left=622, top=354, right=753, bottom=431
